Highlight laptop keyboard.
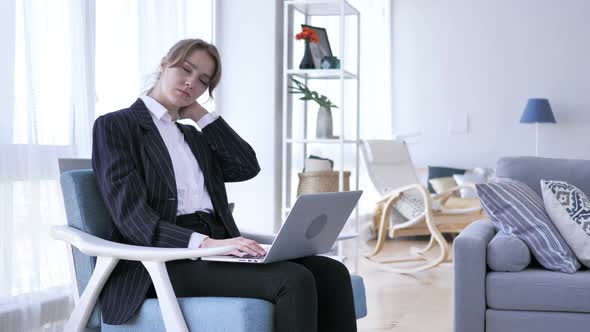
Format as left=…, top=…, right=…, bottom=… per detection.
left=239, top=253, right=267, bottom=259
left=237, top=244, right=270, bottom=259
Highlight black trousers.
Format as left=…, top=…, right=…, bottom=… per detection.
left=147, top=212, right=357, bottom=332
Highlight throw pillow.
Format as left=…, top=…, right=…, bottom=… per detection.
left=476, top=178, right=580, bottom=273
left=428, top=177, right=457, bottom=194
left=541, top=180, right=590, bottom=268
left=487, top=231, right=531, bottom=272
left=427, top=166, right=466, bottom=193
left=469, top=167, right=496, bottom=182
left=453, top=173, right=486, bottom=198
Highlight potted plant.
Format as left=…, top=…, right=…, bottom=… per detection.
left=288, top=77, right=338, bottom=138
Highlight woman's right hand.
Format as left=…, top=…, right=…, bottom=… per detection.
left=200, top=237, right=267, bottom=257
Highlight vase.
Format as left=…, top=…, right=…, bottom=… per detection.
left=316, top=105, right=335, bottom=138
left=299, top=40, right=315, bottom=69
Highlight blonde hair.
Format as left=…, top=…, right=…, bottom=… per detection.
left=146, top=39, right=222, bottom=97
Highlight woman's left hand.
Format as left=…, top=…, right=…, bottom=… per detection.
left=179, top=101, right=209, bottom=122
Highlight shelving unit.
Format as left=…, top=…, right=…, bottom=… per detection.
left=286, top=69, right=358, bottom=80
left=281, top=0, right=360, bottom=264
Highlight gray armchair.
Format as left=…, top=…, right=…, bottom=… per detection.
left=55, top=159, right=367, bottom=331
left=454, top=156, right=590, bottom=332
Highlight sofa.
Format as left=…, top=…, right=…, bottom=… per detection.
left=454, top=156, right=590, bottom=332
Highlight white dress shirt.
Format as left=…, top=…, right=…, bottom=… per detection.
left=139, top=95, right=218, bottom=248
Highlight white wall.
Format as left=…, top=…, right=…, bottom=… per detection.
left=215, top=0, right=283, bottom=232
left=392, top=0, right=590, bottom=169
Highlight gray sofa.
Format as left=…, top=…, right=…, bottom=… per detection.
left=454, top=156, right=590, bottom=332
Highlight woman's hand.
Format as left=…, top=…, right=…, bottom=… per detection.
left=200, top=237, right=267, bottom=257
left=179, top=101, right=209, bottom=122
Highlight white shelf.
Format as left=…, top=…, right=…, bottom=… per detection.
left=286, top=0, right=359, bottom=16
left=286, top=69, right=357, bottom=80
left=286, top=138, right=359, bottom=144
left=282, top=0, right=361, bottom=269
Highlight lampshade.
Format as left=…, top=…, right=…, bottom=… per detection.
left=520, top=98, right=556, bottom=123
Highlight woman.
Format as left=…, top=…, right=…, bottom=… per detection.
left=92, top=38, right=357, bottom=331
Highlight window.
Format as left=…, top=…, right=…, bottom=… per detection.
left=13, top=0, right=75, bottom=145
left=96, top=0, right=214, bottom=117
left=1, top=1, right=214, bottom=330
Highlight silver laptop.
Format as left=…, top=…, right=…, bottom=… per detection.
left=201, top=190, right=363, bottom=264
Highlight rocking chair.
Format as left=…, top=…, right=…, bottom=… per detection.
left=361, top=139, right=485, bottom=273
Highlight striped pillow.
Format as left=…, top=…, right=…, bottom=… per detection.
left=476, top=178, right=580, bottom=273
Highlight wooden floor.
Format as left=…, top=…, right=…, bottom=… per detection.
left=344, top=237, right=454, bottom=332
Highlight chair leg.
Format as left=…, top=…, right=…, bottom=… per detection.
left=414, top=235, right=435, bottom=255
left=365, top=238, right=448, bottom=273
left=366, top=197, right=397, bottom=257
left=142, top=261, right=189, bottom=332
left=64, top=256, right=119, bottom=332
left=364, top=234, right=449, bottom=274
left=364, top=188, right=450, bottom=274
left=371, top=234, right=436, bottom=263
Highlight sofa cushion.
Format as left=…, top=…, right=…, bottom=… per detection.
left=486, top=309, right=590, bottom=332
left=454, top=173, right=486, bottom=198
left=476, top=178, right=580, bottom=273
left=350, top=274, right=367, bottom=318
left=427, top=166, right=466, bottom=193
left=486, top=269, right=590, bottom=313
left=496, top=156, right=590, bottom=198
left=104, top=297, right=274, bottom=332
left=104, top=274, right=368, bottom=332
left=429, top=176, right=457, bottom=194
left=542, top=180, right=590, bottom=268
left=487, top=231, right=530, bottom=272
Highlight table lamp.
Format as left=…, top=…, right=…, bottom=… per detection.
left=519, top=98, right=556, bottom=157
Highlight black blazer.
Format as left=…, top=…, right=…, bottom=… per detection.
left=91, top=99, right=260, bottom=324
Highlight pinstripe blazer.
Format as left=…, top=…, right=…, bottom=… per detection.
left=91, top=98, right=260, bottom=324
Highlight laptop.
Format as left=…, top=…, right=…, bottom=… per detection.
left=201, top=190, right=363, bottom=264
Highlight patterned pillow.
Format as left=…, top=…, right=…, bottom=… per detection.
left=541, top=180, right=590, bottom=268
left=476, top=178, right=580, bottom=273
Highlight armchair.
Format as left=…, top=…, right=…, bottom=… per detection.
left=55, top=159, right=366, bottom=331
left=361, top=140, right=485, bottom=273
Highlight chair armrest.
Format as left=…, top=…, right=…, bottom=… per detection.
left=376, top=183, right=428, bottom=204
left=437, top=204, right=482, bottom=215
left=433, top=184, right=480, bottom=208
left=52, top=225, right=234, bottom=332
left=432, top=184, right=474, bottom=201
left=51, top=226, right=234, bottom=262
left=453, top=220, right=496, bottom=332
left=432, top=185, right=483, bottom=215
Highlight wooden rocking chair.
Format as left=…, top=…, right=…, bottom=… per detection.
left=361, top=139, right=485, bottom=274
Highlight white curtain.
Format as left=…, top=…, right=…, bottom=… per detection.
left=0, top=0, right=95, bottom=330
left=1, top=1, right=212, bottom=331
left=95, top=0, right=214, bottom=118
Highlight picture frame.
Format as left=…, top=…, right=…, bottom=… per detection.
left=302, top=24, right=332, bottom=69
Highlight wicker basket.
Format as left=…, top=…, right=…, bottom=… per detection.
left=297, top=171, right=351, bottom=196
